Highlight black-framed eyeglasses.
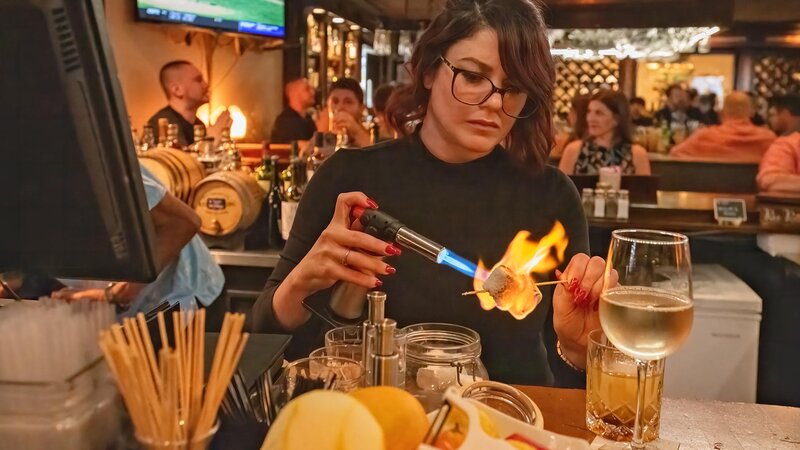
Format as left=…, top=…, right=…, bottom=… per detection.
left=439, top=55, right=536, bottom=119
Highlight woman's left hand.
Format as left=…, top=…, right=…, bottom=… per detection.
left=552, top=253, right=618, bottom=369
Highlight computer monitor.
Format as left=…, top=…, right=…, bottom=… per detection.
left=0, top=0, right=157, bottom=282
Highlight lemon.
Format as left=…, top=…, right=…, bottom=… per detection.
left=351, top=386, right=429, bottom=450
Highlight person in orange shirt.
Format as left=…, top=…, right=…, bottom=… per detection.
left=757, top=132, right=800, bottom=193
left=670, top=91, right=776, bottom=163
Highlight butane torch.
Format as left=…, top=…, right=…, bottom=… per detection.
left=322, top=206, right=478, bottom=323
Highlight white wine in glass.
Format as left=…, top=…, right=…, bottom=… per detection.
left=600, top=287, right=693, bottom=361
left=600, top=229, right=693, bottom=449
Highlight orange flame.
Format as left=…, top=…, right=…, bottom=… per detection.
left=472, top=222, right=568, bottom=319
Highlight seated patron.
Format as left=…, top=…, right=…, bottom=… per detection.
left=654, top=84, right=702, bottom=129
left=767, top=94, right=800, bottom=137
left=318, top=78, right=371, bottom=148
left=670, top=91, right=776, bottom=163
left=630, top=96, right=654, bottom=127
left=270, top=77, right=318, bottom=144
left=147, top=60, right=230, bottom=146
left=758, top=132, right=800, bottom=193
left=559, top=90, right=650, bottom=175
left=697, top=93, right=721, bottom=126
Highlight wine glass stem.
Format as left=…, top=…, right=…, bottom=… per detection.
left=631, top=359, right=649, bottom=449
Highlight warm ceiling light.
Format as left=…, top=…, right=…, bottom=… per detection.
left=332, top=17, right=345, bottom=24
left=311, top=8, right=325, bottom=14
left=350, top=24, right=360, bottom=31
left=549, top=26, right=721, bottom=60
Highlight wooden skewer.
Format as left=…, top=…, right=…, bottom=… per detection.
left=101, top=310, right=247, bottom=445
left=461, top=289, right=488, bottom=296
left=461, top=279, right=568, bottom=296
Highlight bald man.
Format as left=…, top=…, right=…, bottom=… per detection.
left=147, top=60, right=230, bottom=147
left=670, top=91, right=776, bottom=163
left=269, top=77, right=317, bottom=144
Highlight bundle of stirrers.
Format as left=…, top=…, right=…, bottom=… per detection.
left=0, top=298, right=115, bottom=382
left=99, top=310, right=248, bottom=445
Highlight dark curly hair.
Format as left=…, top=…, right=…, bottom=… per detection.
left=385, top=0, right=555, bottom=173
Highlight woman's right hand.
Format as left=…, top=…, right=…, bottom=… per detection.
left=284, top=192, right=400, bottom=298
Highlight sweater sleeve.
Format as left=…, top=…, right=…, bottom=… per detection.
left=247, top=150, right=356, bottom=334
left=758, top=137, right=799, bottom=189
left=542, top=168, right=591, bottom=388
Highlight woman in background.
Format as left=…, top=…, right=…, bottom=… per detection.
left=559, top=89, right=650, bottom=175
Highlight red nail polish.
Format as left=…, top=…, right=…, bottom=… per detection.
left=386, top=245, right=402, bottom=256
left=575, top=290, right=588, bottom=306
left=386, top=265, right=396, bottom=275
left=568, top=278, right=580, bottom=292
left=374, top=279, right=383, bottom=288
left=367, top=198, right=379, bottom=209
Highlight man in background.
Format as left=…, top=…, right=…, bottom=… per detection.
left=269, top=77, right=317, bottom=144
left=318, top=78, right=370, bottom=148
left=147, top=60, right=230, bottom=146
left=767, top=94, right=800, bottom=137
left=629, top=97, right=654, bottom=127
left=654, top=84, right=702, bottom=129
left=759, top=95, right=800, bottom=192
left=670, top=91, right=776, bottom=163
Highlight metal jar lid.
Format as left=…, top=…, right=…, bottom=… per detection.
left=460, top=381, right=537, bottom=425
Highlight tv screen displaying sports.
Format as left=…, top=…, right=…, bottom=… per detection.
left=137, top=1, right=285, bottom=38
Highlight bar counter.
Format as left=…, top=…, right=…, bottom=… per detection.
left=591, top=190, right=800, bottom=235
left=516, top=385, right=800, bottom=448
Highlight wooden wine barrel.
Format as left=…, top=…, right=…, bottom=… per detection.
left=138, top=147, right=205, bottom=203
left=192, top=170, right=266, bottom=236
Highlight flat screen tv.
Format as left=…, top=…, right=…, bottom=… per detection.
left=136, top=0, right=285, bottom=38
left=0, top=0, right=158, bottom=282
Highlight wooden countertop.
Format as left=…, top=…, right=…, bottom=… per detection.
left=515, top=385, right=800, bottom=448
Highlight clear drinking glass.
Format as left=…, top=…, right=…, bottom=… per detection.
left=599, top=229, right=694, bottom=449
left=586, top=329, right=665, bottom=443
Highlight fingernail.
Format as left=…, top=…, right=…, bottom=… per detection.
left=386, top=265, right=396, bottom=275
left=374, top=279, right=383, bottom=288
left=575, top=290, right=588, bottom=305
left=568, top=278, right=580, bottom=292
left=555, top=269, right=563, bottom=279
left=367, top=198, right=379, bottom=209
left=386, top=245, right=402, bottom=256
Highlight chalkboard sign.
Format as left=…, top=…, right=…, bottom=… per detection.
left=713, top=198, right=747, bottom=225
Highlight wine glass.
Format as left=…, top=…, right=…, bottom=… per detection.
left=600, top=229, right=694, bottom=449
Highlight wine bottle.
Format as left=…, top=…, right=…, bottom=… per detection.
left=254, top=148, right=272, bottom=194
left=267, top=155, right=284, bottom=249
left=281, top=142, right=303, bottom=241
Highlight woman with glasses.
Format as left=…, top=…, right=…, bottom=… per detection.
left=559, top=90, right=651, bottom=175
left=249, top=0, right=607, bottom=386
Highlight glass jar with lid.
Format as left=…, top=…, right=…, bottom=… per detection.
left=402, top=323, right=489, bottom=412
left=581, top=188, right=595, bottom=217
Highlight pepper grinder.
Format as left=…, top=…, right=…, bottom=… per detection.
left=372, top=319, right=400, bottom=387
left=362, top=291, right=386, bottom=385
